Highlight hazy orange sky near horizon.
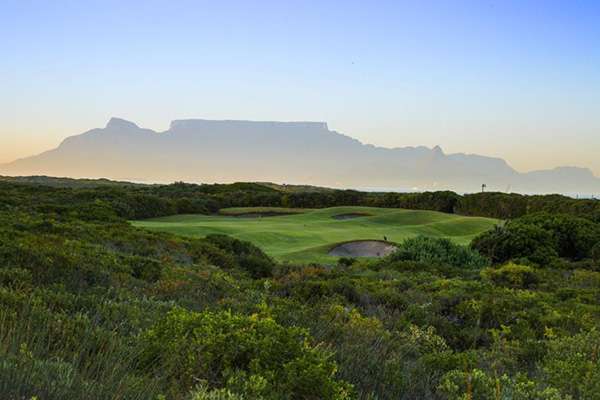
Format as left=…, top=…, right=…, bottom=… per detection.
left=2, top=1, right=599, bottom=175
left=1, top=115, right=597, bottom=176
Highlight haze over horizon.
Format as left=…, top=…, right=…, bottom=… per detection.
left=2, top=0, right=600, bottom=176
left=3, top=116, right=600, bottom=196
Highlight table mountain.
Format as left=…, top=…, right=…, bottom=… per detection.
left=3, top=117, right=599, bottom=194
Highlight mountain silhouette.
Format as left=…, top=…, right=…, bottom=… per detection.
left=2, top=117, right=599, bottom=194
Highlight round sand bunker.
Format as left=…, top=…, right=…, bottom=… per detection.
left=328, top=240, right=397, bottom=258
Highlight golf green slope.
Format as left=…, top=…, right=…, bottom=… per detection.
left=134, top=206, right=498, bottom=263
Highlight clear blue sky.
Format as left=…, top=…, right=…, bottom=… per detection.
left=1, top=0, right=599, bottom=174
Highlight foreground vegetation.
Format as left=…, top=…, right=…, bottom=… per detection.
left=1, top=177, right=600, bottom=399
left=134, top=207, right=497, bottom=263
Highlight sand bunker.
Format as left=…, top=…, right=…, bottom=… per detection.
left=328, top=240, right=397, bottom=258
left=331, top=213, right=371, bottom=220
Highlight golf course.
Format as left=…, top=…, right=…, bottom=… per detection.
left=134, top=206, right=498, bottom=263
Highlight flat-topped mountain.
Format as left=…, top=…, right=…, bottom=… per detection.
left=2, top=117, right=599, bottom=194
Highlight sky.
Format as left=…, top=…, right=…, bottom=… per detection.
left=1, top=0, right=599, bottom=174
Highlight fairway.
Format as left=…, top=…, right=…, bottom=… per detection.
left=134, top=207, right=498, bottom=264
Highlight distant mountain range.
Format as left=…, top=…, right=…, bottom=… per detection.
left=2, top=117, right=599, bottom=194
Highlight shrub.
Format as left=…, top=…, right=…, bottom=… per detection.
left=239, top=255, right=274, bottom=278
left=481, top=263, right=539, bottom=289
left=205, top=235, right=275, bottom=278
left=337, top=257, right=356, bottom=267
left=438, top=369, right=564, bottom=400
left=0, top=304, right=160, bottom=400
left=0, top=268, right=32, bottom=290
left=189, top=240, right=237, bottom=270
left=0, top=237, right=114, bottom=289
left=438, top=368, right=496, bottom=400
left=190, top=386, right=246, bottom=400
left=204, top=234, right=265, bottom=257
left=471, top=223, right=558, bottom=265
left=473, top=214, right=600, bottom=265
left=592, top=242, right=600, bottom=263
left=139, top=308, right=353, bottom=399
left=125, top=256, right=164, bottom=282
left=390, top=236, right=489, bottom=268
left=519, top=213, right=600, bottom=260
left=541, top=330, right=600, bottom=398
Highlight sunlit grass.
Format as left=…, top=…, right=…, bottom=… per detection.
left=134, top=207, right=498, bottom=264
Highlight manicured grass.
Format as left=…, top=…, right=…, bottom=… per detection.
left=133, top=206, right=498, bottom=264
left=218, top=207, right=311, bottom=216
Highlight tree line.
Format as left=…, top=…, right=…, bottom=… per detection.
left=2, top=179, right=599, bottom=222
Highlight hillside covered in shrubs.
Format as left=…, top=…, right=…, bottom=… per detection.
left=1, top=178, right=600, bottom=399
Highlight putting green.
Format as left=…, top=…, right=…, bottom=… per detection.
left=133, top=206, right=498, bottom=264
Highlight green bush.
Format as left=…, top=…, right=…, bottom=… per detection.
left=389, top=236, right=489, bottom=268
left=189, top=240, right=237, bottom=269
left=337, top=257, right=356, bottom=267
left=205, top=235, right=275, bottom=278
left=125, top=256, right=164, bottom=282
left=189, top=386, right=246, bottom=400
left=438, top=369, right=564, bottom=400
left=541, top=329, right=600, bottom=398
left=139, top=308, right=353, bottom=399
left=205, top=234, right=269, bottom=259
left=471, top=223, right=558, bottom=265
left=473, top=214, right=600, bottom=265
left=591, top=242, right=600, bottom=263
left=0, top=268, right=32, bottom=290
left=0, top=237, right=114, bottom=289
left=519, top=213, right=600, bottom=259
left=438, top=368, right=497, bottom=400
left=239, top=255, right=274, bottom=278
left=0, top=304, right=160, bottom=400
left=481, top=263, right=539, bottom=289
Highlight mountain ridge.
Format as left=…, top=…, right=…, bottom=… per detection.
left=2, top=117, right=598, bottom=194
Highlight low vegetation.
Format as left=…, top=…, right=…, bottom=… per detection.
left=0, top=177, right=599, bottom=399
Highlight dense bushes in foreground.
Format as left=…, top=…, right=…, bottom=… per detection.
left=1, top=178, right=600, bottom=399
left=140, top=308, right=352, bottom=399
